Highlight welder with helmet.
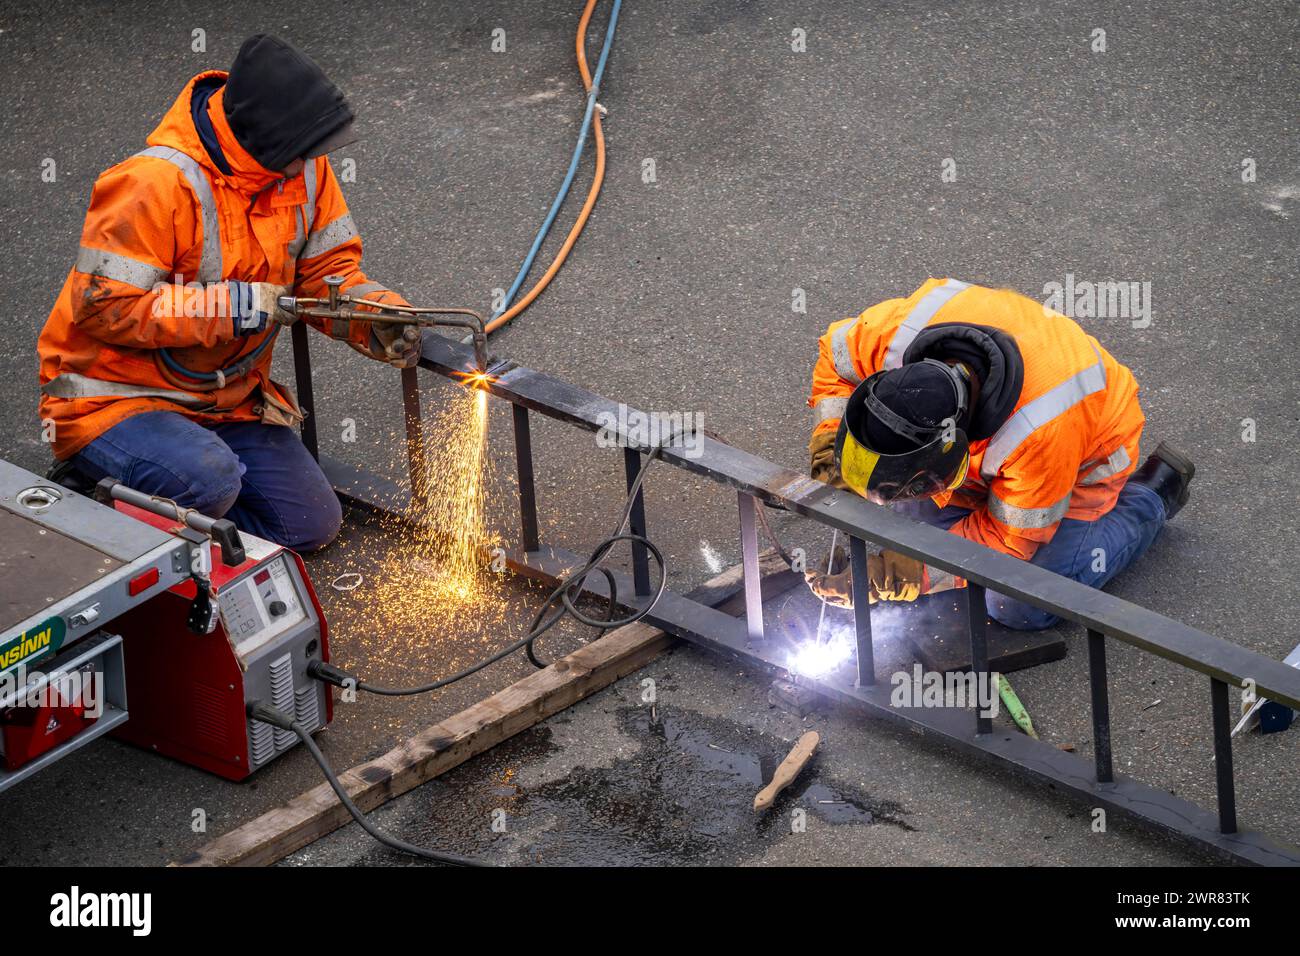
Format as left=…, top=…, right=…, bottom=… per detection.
left=803, top=279, right=1194, bottom=630
left=38, top=35, right=417, bottom=551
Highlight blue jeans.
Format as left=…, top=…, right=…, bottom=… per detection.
left=902, top=481, right=1167, bottom=630
left=72, top=411, right=342, bottom=551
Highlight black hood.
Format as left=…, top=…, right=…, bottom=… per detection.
left=223, top=34, right=354, bottom=173
left=902, top=323, right=1024, bottom=441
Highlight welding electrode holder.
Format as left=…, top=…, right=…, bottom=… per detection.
left=278, top=275, right=490, bottom=373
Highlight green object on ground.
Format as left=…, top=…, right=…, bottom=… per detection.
left=997, top=673, right=1038, bottom=739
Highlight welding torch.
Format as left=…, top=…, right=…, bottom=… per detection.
left=278, top=275, right=489, bottom=374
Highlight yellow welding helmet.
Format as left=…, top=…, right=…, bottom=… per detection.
left=834, top=360, right=971, bottom=504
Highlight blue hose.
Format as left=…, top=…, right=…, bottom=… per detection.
left=158, top=326, right=278, bottom=383
left=493, top=0, right=623, bottom=319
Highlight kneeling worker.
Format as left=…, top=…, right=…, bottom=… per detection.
left=804, top=278, right=1194, bottom=630
left=38, top=35, right=418, bottom=550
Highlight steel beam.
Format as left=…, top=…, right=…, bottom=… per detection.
left=512, top=405, right=541, bottom=553
left=737, top=492, right=764, bottom=642
left=289, top=321, right=319, bottom=461
left=414, top=335, right=1300, bottom=710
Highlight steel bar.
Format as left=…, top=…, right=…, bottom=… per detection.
left=848, top=536, right=875, bottom=686
left=625, top=448, right=651, bottom=596
left=967, top=583, right=992, bottom=735
left=512, top=404, right=541, bottom=552
left=400, top=365, right=428, bottom=506
left=412, top=335, right=1300, bottom=710
left=289, top=321, right=319, bottom=461
left=1087, top=628, right=1114, bottom=783
left=737, top=491, right=764, bottom=642
left=1210, top=677, right=1238, bottom=835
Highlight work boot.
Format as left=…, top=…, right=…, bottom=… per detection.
left=1129, top=441, right=1195, bottom=520
left=45, top=459, right=98, bottom=495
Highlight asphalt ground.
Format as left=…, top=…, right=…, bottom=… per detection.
left=0, top=0, right=1297, bottom=866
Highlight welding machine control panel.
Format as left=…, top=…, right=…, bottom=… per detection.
left=219, top=555, right=307, bottom=659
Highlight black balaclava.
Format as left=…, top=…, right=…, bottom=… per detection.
left=223, top=34, right=354, bottom=172
left=902, top=323, right=1025, bottom=441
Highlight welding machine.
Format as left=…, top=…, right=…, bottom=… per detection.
left=108, top=500, right=334, bottom=781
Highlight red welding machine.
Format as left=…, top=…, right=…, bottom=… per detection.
left=109, top=503, right=334, bottom=781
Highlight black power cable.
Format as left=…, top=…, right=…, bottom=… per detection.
left=247, top=701, right=487, bottom=867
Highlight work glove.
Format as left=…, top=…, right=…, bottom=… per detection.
left=809, top=428, right=852, bottom=492
left=867, top=550, right=927, bottom=603
left=369, top=318, right=422, bottom=369
left=228, top=281, right=293, bottom=336
left=804, top=544, right=857, bottom=609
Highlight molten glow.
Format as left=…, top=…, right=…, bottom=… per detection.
left=787, top=628, right=855, bottom=678
left=454, top=370, right=495, bottom=391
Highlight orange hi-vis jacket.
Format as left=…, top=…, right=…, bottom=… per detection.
left=809, top=279, right=1145, bottom=562
left=38, top=70, right=409, bottom=460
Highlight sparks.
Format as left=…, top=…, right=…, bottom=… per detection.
left=336, top=386, right=504, bottom=667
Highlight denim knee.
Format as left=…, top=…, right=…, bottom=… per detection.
left=183, top=444, right=244, bottom=517
left=287, top=492, right=343, bottom=552
left=986, top=590, right=1060, bottom=631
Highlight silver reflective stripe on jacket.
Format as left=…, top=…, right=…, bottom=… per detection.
left=813, top=395, right=848, bottom=423
left=927, top=566, right=960, bottom=592
left=980, top=345, right=1108, bottom=481
left=987, top=489, right=1072, bottom=530
left=829, top=319, right=862, bottom=385
left=41, top=372, right=212, bottom=409
left=134, top=146, right=223, bottom=282
left=883, top=279, right=972, bottom=369
left=1080, top=445, right=1132, bottom=485
left=301, top=213, right=358, bottom=260
left=74, top=246, right=166, bottom=291
left=288, top=159, right=319, bottom=259
left=348, top=281, right=389, bottom=300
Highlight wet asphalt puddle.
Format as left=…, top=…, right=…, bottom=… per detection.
left=331, top=705, right=912, bottom=866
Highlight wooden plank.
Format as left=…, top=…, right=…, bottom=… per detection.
left=177, top=550, right=798, bottom=866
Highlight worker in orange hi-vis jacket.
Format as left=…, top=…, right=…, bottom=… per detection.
left=37, top=35, right=418, bottom=551
left=803, top=279, right=1195, bottom=630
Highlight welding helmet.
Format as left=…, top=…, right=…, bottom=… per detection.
left=834, top=359, right=971, bottom=504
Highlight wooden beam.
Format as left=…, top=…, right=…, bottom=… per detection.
left=178, top=550, right=798, bottom=866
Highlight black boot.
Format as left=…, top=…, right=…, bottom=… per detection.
left=45, top=459, right=99, bottom=495
left=1129, top=441, right=1194, bottom=520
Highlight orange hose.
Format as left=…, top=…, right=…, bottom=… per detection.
left=484, top=0, right=607, bottom=334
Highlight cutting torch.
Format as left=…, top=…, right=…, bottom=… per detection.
left=278, top=275, right=489, bottom=373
